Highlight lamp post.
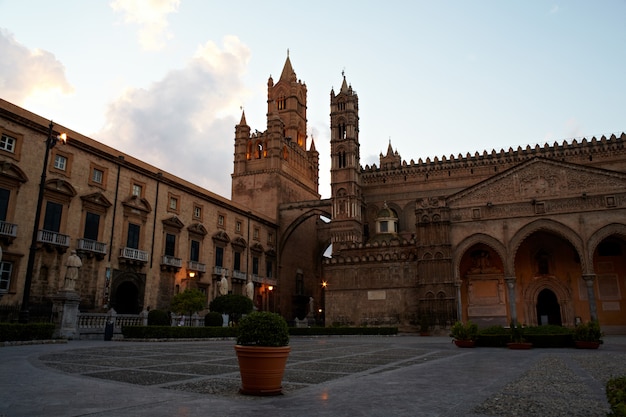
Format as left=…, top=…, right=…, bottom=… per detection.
left=19, top=121, right=66, bottom=323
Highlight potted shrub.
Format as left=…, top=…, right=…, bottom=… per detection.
left=507, top=322, right=532, bottom=349
left=235, top=311, right=290, bottom=396
left=450, top=321, right=478, bottom=348
left=573, top=321, right=603, bottom=349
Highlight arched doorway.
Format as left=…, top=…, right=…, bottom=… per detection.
left=536, top=288, right=562, bottom=326
left=114, top=281, right=139, bottom=314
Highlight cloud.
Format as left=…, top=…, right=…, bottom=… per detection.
left=110, top=0, right=180, bottom=50
left=0, top=28, right=73, bottom=104
left=99, top=36, right=251, bottom=198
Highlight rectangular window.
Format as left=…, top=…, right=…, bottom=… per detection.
left=215, top=246, right=224, bottom=267
left=132, top=184, right=142, bottom=197
left=43, top=201, right=63, bottom=232
left=0, top=188, right=9, bottom=221
left=266, top=260, right=273, bottom=278
left=0, top=134, right=16, bottom=153
left=236, top=221, right=242, bottom=233
left=253, top=228, right=259, bottom=240
left=190, top=240, right=200, bottom=262
left=54, top=154, right=67, bottom=171
left=268, top=233, right=273, bottom=244
left=218, top=215, right=224, bottom=226
left=193, top=205, right=202, bottom=219
left=92, top=168, right=103, bottom=184
left=165, top=233, right=176, bottom=256
left=234, top=251, right=241, bottom=271
left=127, top=223, right=140, bottom=249
left=83, top=212, right=100, bottom=241
left=252, top=256, right=259, bottom=275
left=0, top=261, right=12, bottom=293
left=169, top=197, right=178, bottom=210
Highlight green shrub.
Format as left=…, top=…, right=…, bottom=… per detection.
left=0, top=323, right=55, bottom=341
left=204, top=311, right=224, bottom=327
left=450, top=321, right=478, bottom=341
left=573, top=321, right=603, bottom=342
left=237, top=311, right=289, bottom=346
left=476, top=325, right=509, bottom=347
left=209, top=294, right=253, bottom=323
left=607, top=376, right=626, bottom=417
left=147, top=309, right=170, bottom=326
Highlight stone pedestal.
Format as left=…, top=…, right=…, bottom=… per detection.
left=51, top=290, right=81, bottom=339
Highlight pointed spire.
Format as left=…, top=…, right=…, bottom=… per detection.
left=239, top=109, right=247, bottom=126
left=340, top=69, right=349, bottom=93
left=310, top=136, right=317, bottom=152
left=280, top=52, right=296, bottom=82
left=386, top=139, right=394, bottom=156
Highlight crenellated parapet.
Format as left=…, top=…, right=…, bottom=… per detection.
left=362, top=133, right=626, bottom=180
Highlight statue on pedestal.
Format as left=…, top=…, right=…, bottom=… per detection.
left=219, top=271, right=229, bottom=296
left=245, top=278, right=254, bottom=300
left=63, top=250, right=82, bottom=291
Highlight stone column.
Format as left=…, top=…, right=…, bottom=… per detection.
left=582, top=274, right=599, bottom=322
left=455, top=281, right=462, bottom=321
left=504, top=276, right=517, bottom=326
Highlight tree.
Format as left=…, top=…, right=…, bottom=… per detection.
left=170, top=289, right=206, bottom=317
left=209, top=294, right=253, bottom=324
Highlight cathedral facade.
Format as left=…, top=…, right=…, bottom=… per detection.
left=1, top=55, right=625, bottom=334
left=323, top=72, right=626, bottom=334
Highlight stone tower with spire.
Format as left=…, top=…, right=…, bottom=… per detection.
left=232, top=54, right=320, bottom=220
left=329, top=73, right=363, bottom=249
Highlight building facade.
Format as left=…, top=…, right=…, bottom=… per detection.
left=1, top=55, right=625, bottom=333
left=323, top=72, right=626, bottom=334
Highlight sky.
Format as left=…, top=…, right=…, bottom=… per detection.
left=1, top=1, right=625, bottom=199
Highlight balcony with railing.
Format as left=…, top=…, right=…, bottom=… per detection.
left=161, top=255, right=182, bottom=272
left=232, top=270, right=247, bottom=281
left=187, top=260, right=206, bottom=273
left=0, top=220, right=17, bottom=245
left=119, top=247, right=149, bottom=265
left=37, top=229, right=70, bottom=251
left=77, top=238, right=107, bottom=259
left=213, top=265, right=229, bottom=277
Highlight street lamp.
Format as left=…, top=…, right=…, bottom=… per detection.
left=19, top=121, right=66, bottom=323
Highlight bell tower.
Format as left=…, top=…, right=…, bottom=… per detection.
left=329, top=72, right=363, bottom=249
left=231, top=54, right=319, bottom=221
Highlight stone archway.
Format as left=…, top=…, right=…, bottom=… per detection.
left=536, top=288, right=562, bottom=326
left=110, top=270, right=146, bottom=314
left=114, top=281, right=139, bottom=314
left=524, top=277, right=573, bottom=326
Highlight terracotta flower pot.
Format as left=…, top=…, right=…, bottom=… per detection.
left=234, top=345, right=291, bottom=396
left=454, top=339, right=475, bottom=348
left=575, top=340, right=600, bottom=349
left=507, top=342, right=533, bottom=350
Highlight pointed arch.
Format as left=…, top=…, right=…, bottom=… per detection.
left=508, top=219, right=585, bottom=274
left=454, top=233, right=508, bottom=277
left=587, top=223, right=626, bottom=268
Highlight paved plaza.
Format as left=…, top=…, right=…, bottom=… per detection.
left=1, top=335, right=625, bottom=417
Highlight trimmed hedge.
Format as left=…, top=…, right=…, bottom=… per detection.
left=289, top=326, right=398, bottom=336
left=147, top=309, right=170, bottom=326
left=607, top=376, right=626, bottom=417
left=475, top=325, right=575, bottom=348
left=122, top=325, right=238, bottom=339
left=121, top=325, right=398, bottom=339
left=0, top=323, right=55, bottom=341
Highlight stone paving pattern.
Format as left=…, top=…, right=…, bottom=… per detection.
left=1, top=335, right=625, bottom=416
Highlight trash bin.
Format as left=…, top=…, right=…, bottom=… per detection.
left=104, top=320, right=114, bottom=341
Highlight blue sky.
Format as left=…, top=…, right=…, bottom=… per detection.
left=1, top=1, right=625, bottom=199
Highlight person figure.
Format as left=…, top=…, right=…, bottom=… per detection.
left=245, top=278, right=254, bottom=300
left=219, top=271, right=229, bottom=296
left=309, top=296, right=315, bottom=315
left=63, top=250, right=82, bottom=291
